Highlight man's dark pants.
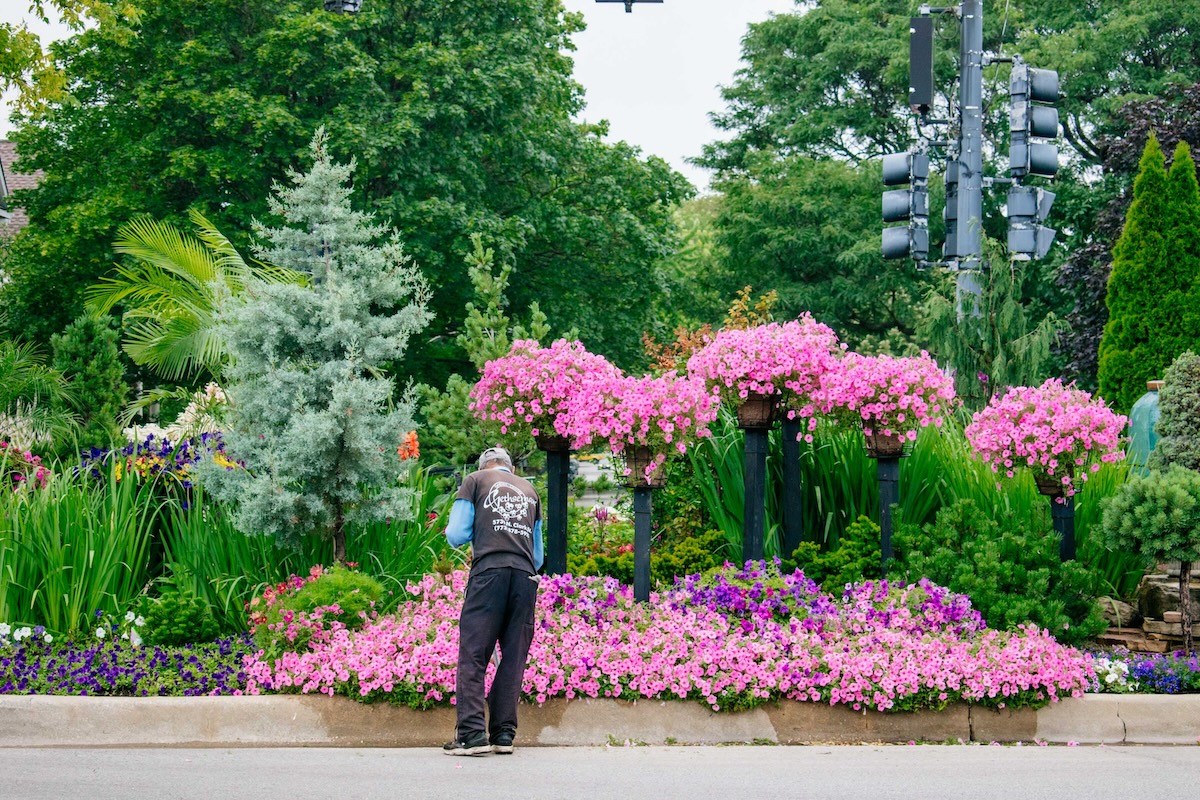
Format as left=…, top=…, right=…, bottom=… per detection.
left=455, top=566, right=538, bottom=740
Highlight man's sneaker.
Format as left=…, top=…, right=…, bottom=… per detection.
left=491, top=731, right=515, bottom=754
left=442, top=731, right=491, bottom=756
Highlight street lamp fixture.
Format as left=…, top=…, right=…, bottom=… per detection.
left=324, top=0, right=362, bottom=12
left=595, top=0, right=663, bottom=12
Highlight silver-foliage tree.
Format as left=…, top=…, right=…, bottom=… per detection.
left=201, top=131, right=432, bottom=562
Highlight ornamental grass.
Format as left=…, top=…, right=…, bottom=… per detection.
left=241, top=563, right=1095, bottom=713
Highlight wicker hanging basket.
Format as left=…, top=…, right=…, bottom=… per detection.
left=863, top=429, right=906, bottom=459
left=736, top=392, right=779, bottom=429
left=621, top=445, right=667, bottom=488
left=534, top=432, right=571, bottom=453
left=1034, top=469, right=1069, bottom=497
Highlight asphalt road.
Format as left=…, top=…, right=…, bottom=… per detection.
left=4, top=745, right=1199, bottom=800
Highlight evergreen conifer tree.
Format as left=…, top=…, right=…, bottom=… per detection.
left=1150, top=350, right=1200, bottom=472
left=1097, top=134, right=1199, bottom=412
left=1169, top=142, right=1200, bottom=350
left=201, top=132, right=432, bottom=562
left=50, top=314, right=126, bottom=452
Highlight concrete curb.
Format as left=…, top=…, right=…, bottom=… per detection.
left=2, top=694, right=1198, bottom=747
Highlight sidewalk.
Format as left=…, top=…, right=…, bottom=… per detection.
left=2, top=694, right=1197, bottom=747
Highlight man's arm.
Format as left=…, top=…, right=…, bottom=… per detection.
left=445, top=498, right=475, bottom=548
left=532, top=519, right=544, bottom=572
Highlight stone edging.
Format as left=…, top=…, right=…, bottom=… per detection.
left=1, top=694, right=1197, bottom=748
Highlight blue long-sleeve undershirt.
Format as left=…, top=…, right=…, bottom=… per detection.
left=445, top=498, right=544, bottom=571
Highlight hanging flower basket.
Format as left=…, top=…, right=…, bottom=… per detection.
left=965, top=379, right=1127, bottom=499
left=470, top=339, right=621, bottom=448
left=621, top=446, right=667, bottom=489
left=736, top=391, right=778, bottom=429
left=686, top=316, right=843, bottom=436
left=571, top=372, right=717, bottom=487
left=863, top=429, right=907, bottom=459
left=818, top=351, right=957, bottom=453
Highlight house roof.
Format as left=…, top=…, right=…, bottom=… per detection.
left=0, top=140, right=44, bottom=236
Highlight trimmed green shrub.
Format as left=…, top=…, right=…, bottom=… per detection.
left=653, top=529, right=728, bottom=584
left=894, top=498, right=1106, bottom=645
left=1101, top=465, right=1200, bottom=653
left=568, top=528, right=728, bottom=588
left=140, top=584, right=218, bottom=647
left=255, top=566, right=386, bottom=656
left=787, top=515, right=882, bottom=591
left=50, top=314, right=126, bottom=452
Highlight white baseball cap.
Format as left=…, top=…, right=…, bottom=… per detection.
left=478, top=447, right=513, bottom=469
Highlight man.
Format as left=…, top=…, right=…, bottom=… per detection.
left=443, top=446, right=544, bottom=756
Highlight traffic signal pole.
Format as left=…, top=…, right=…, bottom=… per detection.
left=885, top=4, right=1059, bottom=284
left=954, top=0, right=984, bottom=309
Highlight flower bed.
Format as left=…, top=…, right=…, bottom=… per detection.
left=240, top=563, right=1096, bottom=713
left=0, top=629, right=253, bottom=696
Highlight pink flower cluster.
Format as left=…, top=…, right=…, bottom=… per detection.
left=686, top=317, right=844, bottom=428
left=964, top=378, right=1127, bottom=496
left=468, top=339, right=620, bottom=441
left=240, top=570, right=1095, bottom=713
left=817, top=351, right=957, bottom=441
left=0, top=441, right=50, bottom=490
left=568, top=372, right=720, bottom=483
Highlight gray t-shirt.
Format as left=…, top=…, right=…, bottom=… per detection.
left=456, top=467, right=541, bottom=574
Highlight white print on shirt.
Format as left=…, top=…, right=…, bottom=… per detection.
left=482, top=481, right=537, bottom=539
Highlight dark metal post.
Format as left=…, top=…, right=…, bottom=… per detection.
left=743, top=428, right=768, bottom=562
left=877, top=457, right=900, bottom=574
left=633, top=486, right=653, bottom=602
left=780, top=418, right=804, bottom=558
left=1052, top=496, right=1076, bottom=562
left=545, top=449, right=569, bottom=574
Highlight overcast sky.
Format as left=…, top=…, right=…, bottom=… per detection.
left=2, top=1, right=799, bottom=189
left=561, top=0, right=797, bottom=189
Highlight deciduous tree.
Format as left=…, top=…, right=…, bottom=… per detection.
left=3, top=0, right=688, bottom=375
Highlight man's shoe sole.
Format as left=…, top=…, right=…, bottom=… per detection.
left=444, top=744, right=491, bottom=756
left=492, top=743, right=514, bottom=754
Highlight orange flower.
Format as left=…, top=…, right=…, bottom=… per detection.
left=397, top=431, right=420, bottom=460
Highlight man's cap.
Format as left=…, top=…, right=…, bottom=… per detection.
left=478, top=447, right=513, bottom=469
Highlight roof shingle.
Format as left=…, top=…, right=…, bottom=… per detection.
left=0, top=140, right=44, bottom=236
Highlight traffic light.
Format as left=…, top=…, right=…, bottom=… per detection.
left=1007, top=185, right=1056, bottom=259
left=881, top=151, right=929, bottom=261
left=942, top=161, right=958, bottom=260
left=909, top=17, right=934, bottom=115
left=1009, top=62, right=1059, bottom=179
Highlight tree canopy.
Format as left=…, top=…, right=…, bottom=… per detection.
left=2, top=0, right=689, bottom=375
left=696, top=0, right=1200, bottom=378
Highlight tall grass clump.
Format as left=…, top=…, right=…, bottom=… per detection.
left=0, top=458, right=159, bottom=635
left=160, top=466, right=456, bottom=632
